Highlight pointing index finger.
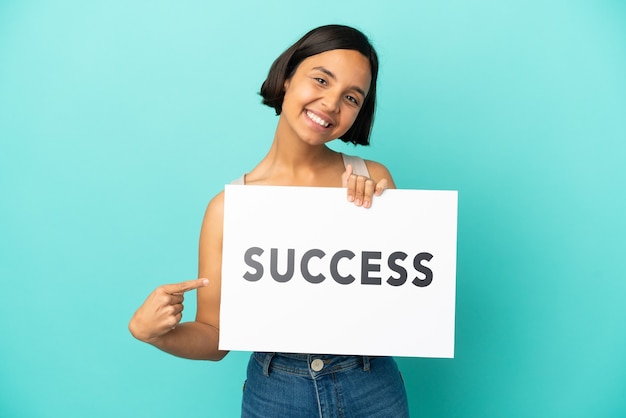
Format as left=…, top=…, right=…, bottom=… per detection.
left=162, top=278, right=209, bottom=295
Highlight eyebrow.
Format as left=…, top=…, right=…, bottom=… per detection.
left=312, top=66, right=367, bottom=98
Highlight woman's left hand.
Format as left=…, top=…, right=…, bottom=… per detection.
left=341, top=164, right=389, bottom=208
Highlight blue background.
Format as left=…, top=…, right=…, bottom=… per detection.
left=1, top=1, right=625, bottom=417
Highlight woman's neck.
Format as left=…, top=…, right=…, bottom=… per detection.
left=244, top=118, right=344, bottom=186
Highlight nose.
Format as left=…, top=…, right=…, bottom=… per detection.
left=321, top=90, right=341, bottom=113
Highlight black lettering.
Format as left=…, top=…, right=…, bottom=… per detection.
left=412, top=252, right=433, bottom=287
left=330, top=250, right=356, bottom=285
left=270, top=248, right=295, bottom=283
left=301, top=249, right=326, bottom=284
left=243, top=247, right=264, bottom=282
left=387, top=251, right=408, bottom=286
left=361, top=251, right=382, bottom=285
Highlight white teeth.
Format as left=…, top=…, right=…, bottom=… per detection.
left=306, top=110, right=330, bottom=127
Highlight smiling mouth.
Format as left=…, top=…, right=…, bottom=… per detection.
left=306, top=110, right=331, bottom=128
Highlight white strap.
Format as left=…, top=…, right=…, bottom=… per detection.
left=341, top=153, right=370, bottom=177
left=231, top=174, right=245, bottom=185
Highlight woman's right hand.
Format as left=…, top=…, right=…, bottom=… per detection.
left=128, top=278, right=209, bottom=343
left=342, top=164, right=390, bottom=209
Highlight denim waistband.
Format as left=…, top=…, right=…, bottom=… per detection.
left=253, top=352, right=374, bottom=377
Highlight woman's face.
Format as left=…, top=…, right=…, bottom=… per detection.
left=279, top=49, right=372, bottom=146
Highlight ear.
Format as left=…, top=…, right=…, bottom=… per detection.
left=283, top=78, right=291, bottom=92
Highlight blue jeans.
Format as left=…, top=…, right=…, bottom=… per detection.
left=241, top=352, right=410, bottom=418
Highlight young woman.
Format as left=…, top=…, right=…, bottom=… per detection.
left=129, top=24, right=410, bottom=417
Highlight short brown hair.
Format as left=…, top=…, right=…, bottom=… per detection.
left=260, top=25, right=379, bottom=146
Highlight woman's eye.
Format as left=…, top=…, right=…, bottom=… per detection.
left=314, top=77, right=327, bottom=85
left=346, top=95, right=359, bottom=106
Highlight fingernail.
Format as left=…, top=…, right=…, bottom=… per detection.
left=355, top=198, right=361, bottom=206
left=364, top=200, right=371, bottom=208
left=348, top=194, right=354, bottom=202
left=201, top=279, right=209, bottom=285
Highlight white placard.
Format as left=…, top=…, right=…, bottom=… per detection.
left=220, top=185, right=457, bottom=358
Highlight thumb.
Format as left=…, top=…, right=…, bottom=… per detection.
left=341, top=164, right=353, bottom=187
left=375, top=178, right=389, bottom=196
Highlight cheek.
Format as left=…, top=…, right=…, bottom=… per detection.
left=283, top=85, right=309, bottom=110
left=344, top=108, right=361, bottom=127
left=334, top=111, right=360, bottom=137
left=294, top=84, right=317, bottom=101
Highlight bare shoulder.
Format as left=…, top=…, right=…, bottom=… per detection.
left=199, top=191, right=225, bottom=272
left=205, top=190, right=224, bottom=217
left=364, top=159, right=397, bottom=189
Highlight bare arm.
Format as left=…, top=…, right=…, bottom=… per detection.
left=128, top=192, right=228, bottom=361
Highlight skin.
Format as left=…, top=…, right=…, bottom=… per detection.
left=128, top=49, right=396, bottom=360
